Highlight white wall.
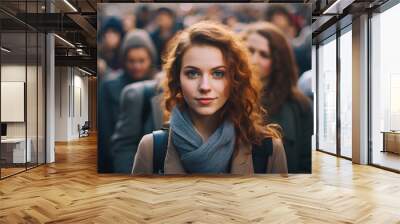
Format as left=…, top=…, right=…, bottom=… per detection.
left=55, top=66, right=69, bottom=141
left=55, top=67, right=89, bottom=141
left=72, top=72, right=89, bottom=138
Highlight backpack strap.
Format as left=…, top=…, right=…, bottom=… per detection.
left=252, top=138, right=273, bottom=173
left=152, top=128, right=169, bottom=174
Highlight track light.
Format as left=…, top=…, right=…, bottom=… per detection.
left=54, top=34, right=75, bottom=48
left=323, top=0, right=342, bottom=15
left=1, top=47, right=11, bottom=53
left=78, top=67, right=92, bottom=76
left=63, top=0, right=78, bottom=12
left=322, top=0, right=354, bottom=15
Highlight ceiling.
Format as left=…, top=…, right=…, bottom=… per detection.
left=0, top=0, right=393, bottom=75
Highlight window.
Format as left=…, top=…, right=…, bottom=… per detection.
left=371, top=2, right=400, bottom=171
left=317, top=36, right=337, bottom=154
left=339, top=27, right=352, bottom=158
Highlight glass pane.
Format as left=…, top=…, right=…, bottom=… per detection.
left=312, top=45, right=317, bottom=151
left=318, top=37, right=337, bottom=154
left=27, top=31, right=38, bottom=169
left=1, top=31, right=27, bottom=177
left=340, top=29, right=352, bottom=158
left=38, top=33, right=45, bottom=165
left=371, top=3, right=400, bottom=171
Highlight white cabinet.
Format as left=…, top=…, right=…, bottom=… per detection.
left=1, top=138, right=32, bottom=163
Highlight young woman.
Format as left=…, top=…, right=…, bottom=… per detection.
left=132, top=21, right=287, bottom=175
left=241, top=22, right=313, bottom=173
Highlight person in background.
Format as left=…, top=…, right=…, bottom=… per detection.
left=135, top=5, right=152, bottom=30
left=110, top=71, right=165, bottom=173
left=97, top=58, right=108, bottom=80
left=264, top=5, right=311, bottom=75
left=203, top=5, right=223, bottom=22
left=298, top=70, right=313, bottom=101
left=98, top=17, right=125, bottom=71
left=242, top=22, right=313, bottom=173
left=264, top=5, right=297, bottom=40
left=132, top=21, right=287, bottom=175
left=293, top=29, right=312, bottom=76
left=98, top=30, right=158, bottom=173
left=122, top=12, right=137, bottom=33
left=150, top=7, right=183, bottom=69
left=223, top=13, right=246, bottom=33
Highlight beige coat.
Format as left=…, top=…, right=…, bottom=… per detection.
left=132, top=130, right=288, bottom=175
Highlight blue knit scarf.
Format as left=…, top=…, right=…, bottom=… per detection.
left=170, top=107, right=236, bottom=174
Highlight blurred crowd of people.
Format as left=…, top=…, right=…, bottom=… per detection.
left=97, top=4, right=313, bottom=174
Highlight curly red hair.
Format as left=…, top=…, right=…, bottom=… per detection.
left=162, top=21, right=281, bottom=145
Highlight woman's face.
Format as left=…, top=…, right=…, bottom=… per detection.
left=179, top=45, right=230, bottom=117
left=125, top=47, right=152, bottom=80
left=104, top=29, right=121, bottom=50
left=246, top=32, right=272, bottom=80
left=123, top=14, right=136, bottom=32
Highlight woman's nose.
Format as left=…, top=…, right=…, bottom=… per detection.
left=251, top=52, right=259, bottom=65
left=199, top=75, right=211, bottom=92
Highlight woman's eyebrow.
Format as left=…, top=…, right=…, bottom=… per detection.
left=182, top=65, right=199, bottom=70
left=182, top=65, right=226, bottom=70
left=211, top=66, right=226, bottom=70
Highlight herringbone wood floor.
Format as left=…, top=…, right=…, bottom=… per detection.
left=1, top=134, right=400, bottom=224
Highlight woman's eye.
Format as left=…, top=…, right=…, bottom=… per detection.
left=248, top=47, right=255, bottom=54
left=260, top=51, right=271, bottom=59
left=186, top=70, right=200, bottom=78
left=212, top=70, right=225, bottom=78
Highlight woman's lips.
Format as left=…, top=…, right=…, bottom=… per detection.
left=196, top=98, right=216, bottom=105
